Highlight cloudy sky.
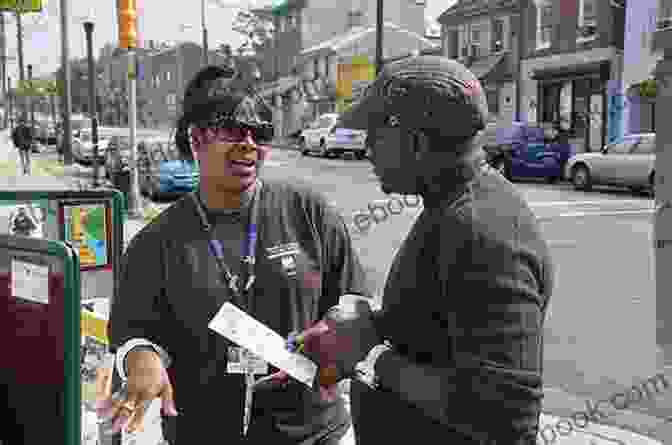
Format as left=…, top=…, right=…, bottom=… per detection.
left=10, top=0, right=454, bottom=79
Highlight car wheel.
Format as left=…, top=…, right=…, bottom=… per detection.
left=571, top=164, right=592, bottom=191
left=299, top=138, right=309, bottom=156
left=493, top=157, right=510, bottom=180
left=355, top=151, right=366, bottom=160
left=319, top=140, right=329, bottom=158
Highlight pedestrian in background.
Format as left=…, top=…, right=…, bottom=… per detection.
left=102, top=64, right=370, bottom=444
left=286, top=55, right=555, bottom=444
left=11, top=117, right=33, bottom=174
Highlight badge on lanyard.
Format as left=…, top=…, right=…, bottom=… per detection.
left=226, top=346, right=269, bottom=375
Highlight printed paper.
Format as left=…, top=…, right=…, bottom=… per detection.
left=209, top=302, right=317, bottom=387
left=11, top=259, right=49, bottom=304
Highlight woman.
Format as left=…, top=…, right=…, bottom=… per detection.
left=102, top=63, right=371, bottom=444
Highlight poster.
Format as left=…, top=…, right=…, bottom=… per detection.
left=336, top=56, right=375, bottom=113
left=0, top=0, right=43, bottom=12
left=0, top=200, right=49, bottom=238
left=63, top=203, right=109, bottom=268
left=11, top=258, right=49, bottom=304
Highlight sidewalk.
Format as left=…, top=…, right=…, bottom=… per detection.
left=2, top=138, right=670, bottom=444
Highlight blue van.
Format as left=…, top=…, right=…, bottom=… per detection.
left=484, top=122, right=574, bottom=183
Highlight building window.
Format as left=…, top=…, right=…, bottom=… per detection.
left=287, top=12, right=297, bottom=28
left=448, top=29, right=459, bottom=58
left=313, top=58, right=319, bottom=80
left=458, top=26, right=468, bottom=58
left=347, top=10, right=364, bottom=28
left=536, top=1, right=552, bottom=50
left=486, top=89, right=499, bottom=115
left=491, top=19, right=504, bottom=53
left=165, top=71, right=171, bottom=81
left=577, top=0, right=597, bottom=41
left=658, top=0, right=672, bottom=29
left=166, top=94, right=176, bottom=106
left=470, top=25, right=483, bottom=58
left=540, top=83, right=562, bottom=123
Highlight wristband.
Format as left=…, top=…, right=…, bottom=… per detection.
left=115, top=338, right=171, bottom=382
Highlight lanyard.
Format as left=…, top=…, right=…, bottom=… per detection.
left=190, top=181, right=261, bottom=311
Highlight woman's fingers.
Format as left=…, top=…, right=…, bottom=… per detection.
left=110, top=393, right=140, bottom=434
left=295, top=321, right=330, bottom=344
left=125, top=398, right=151, bottom=433
left=159, top=367, right=178, bottom=417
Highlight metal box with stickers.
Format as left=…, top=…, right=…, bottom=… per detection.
left=0, top=181, right=125, bottom=445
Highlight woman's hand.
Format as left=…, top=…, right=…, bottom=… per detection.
left=97, top=349, right=178, bottom=433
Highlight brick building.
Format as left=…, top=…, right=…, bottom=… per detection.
left=519, top=0, right=626, bottom=152
left=439, top=0, right=521, bottom=128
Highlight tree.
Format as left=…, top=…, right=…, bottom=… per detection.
left=231, top=9, right=275, bottom=56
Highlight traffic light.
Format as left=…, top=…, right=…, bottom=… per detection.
left=117, top=0, right=137, bottom=49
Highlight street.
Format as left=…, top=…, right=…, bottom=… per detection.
left=257, top=148, right=659, bottom=405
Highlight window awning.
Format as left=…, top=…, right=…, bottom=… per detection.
left=531, top=61, right=610, bottom=82
left=467, top=53, right=506, bottom=80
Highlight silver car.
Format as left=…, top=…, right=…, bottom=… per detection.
left=566, top=133, right=655, bottom=194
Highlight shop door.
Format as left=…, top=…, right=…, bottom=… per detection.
left=589, top=93, right=604, bottom=152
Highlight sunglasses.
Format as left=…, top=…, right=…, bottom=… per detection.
left=192, top=118, right=275, bottom=144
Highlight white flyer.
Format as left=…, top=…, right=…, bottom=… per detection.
left=208, top=302, right=318, bottom=388
left=11, top=259, right=49, bottom=304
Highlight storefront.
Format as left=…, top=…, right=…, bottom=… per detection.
left=532, top=61, right=611, bottom=152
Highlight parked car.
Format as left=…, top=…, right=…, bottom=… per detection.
left=565, top=133, right=655, bottom=195
left=104, top=135, right=132, bottom=179
left=30, top=121, right=57, bottom=145
left=483, top=122, right=574, bottom=183
left=137, top=137, right=199, bottom=200
left=72, top=129, right=111, bottom=165
left=299, top=113, right=367, bottom=159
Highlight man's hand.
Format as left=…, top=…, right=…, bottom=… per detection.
left=298, top=296, right=380, bottom=386
left=97, top=349, right=178, bottom=433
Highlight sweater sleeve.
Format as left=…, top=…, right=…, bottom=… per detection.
left=107, top=229, right=173, bottom=357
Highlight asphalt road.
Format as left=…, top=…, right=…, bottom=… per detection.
left=256, top=149, right=659, bottom=404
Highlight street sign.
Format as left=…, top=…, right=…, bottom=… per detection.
left=0, top=0, right=43, bottom=12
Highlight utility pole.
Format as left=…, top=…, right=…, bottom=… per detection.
left=60, top=0, right=74, bottom=165
left=0, top=12, right=6, bottom=129
left=84, top=21, right=100, bottom=187
left=118, top=0, right=142, bottom=217
left=15, top=9, right=25, bottom=119
left=7, top=75, right=12, bottom=128
left=515, top=4, right=524, bottom=122
left=375, top=0, right=383, bottom=74
left=127, top=49, right=141, bottom=216
left=27, top=64, right=34, bottom=129
left=201, top=0, right=208, bottom=66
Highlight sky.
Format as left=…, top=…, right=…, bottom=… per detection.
left=8, top=0, right=455, bottom=79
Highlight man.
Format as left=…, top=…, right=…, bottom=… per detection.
left=290, top=56, right=554, bottom=444
left=11, top=118, right=33, bottom=174
left=102, top=64, right=370, bottom=444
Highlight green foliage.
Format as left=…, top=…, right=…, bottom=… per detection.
left=638, top=79, right=657, bottom=99
left=232, top=9, right=274, bottom=55
left=14, top=79, right=60, bottom=97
